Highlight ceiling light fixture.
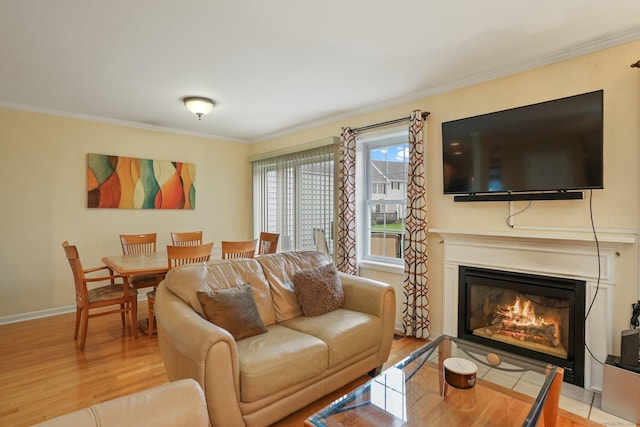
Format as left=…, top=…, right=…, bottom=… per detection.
left=183, top=96, right=215, bottom=120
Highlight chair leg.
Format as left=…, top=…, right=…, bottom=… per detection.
left=130, top=297, right=138, bottom=339
left=120, top=303, right=126, bottom=326
left=79, top=308, right=89, bottom=351
left=147, top=309, right=155, bottom=339
left=74, top=306, right=82, bottom=340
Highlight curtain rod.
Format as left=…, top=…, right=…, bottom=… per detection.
left=354, top=111, right=430, bottom=133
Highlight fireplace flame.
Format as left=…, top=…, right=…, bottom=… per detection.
left=493, top=295, right=561, bottom=347
left=497, top=296, right=541, bottom=326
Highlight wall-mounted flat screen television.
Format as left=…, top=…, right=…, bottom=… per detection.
left=442, top=90, right=603, bottom=197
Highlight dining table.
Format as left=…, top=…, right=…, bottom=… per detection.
left=101, top=251, right=169, bottom=338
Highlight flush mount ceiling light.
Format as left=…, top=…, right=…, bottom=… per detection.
left=183, top=96, right=215, bottom=120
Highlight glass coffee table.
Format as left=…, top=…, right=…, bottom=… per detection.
left=306, top=335, right=563, bottom=427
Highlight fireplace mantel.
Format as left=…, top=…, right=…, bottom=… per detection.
left=431, top=227, right=636, bottom=393
left=431, top=228, right=636, bottom=246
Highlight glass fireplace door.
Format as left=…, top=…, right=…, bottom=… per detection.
left=458, top=266, right=585, bottom=386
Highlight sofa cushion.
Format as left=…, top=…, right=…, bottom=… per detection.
left=236, top=324, right=328, bottom=403
left=256, top=251, right=331, bottom=322
left=293, top=263, right=344, bottom=316
left=197, top=284, right=268, bottom=340
left=165, top=259, right=277, bottom=326
left=280, top=309, right=382, bottom=368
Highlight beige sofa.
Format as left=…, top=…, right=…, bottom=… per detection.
left=155, top=251, right=396, bottom=427
left=33, top=379, right=209, bottom=427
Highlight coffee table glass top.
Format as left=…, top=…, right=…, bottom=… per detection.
left=306, top=334, right=561, bottom=427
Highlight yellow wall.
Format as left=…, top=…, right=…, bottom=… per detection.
left=3, top=39, right=639, bottom=348
left=251, top=40, right=640, bottom=343
left=0, top=109, right=252, bottom=319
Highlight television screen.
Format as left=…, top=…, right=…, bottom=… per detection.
left=442, top=90, right=603, bottom=195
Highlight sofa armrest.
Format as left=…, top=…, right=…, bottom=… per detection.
left=155, top=282, right=245, bottom=427
left=155, top=283, right=238, bottom=373
left=339, top=273, right=395, bottom=317
left=33, top=379, right=209, bottom=427
left=339, top=272, right=396, bottom=367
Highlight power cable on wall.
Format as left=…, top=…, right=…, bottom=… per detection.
left=505, top=199, right=532, bottom=227
left=584, top=189, right=604, bottom=365
left=505, top=191, right=605, bottom=365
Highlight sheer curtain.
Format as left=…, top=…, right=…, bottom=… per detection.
left=402, top=110, right=430, bottom=338
left=336, top=127, right=357, bottom=274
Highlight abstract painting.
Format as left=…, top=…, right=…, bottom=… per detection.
left=87, top=153, right=196, bottom=209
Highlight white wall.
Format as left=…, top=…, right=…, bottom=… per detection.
left=0, top=109, right=252, bottom=320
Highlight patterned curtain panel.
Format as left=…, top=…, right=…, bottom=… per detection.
left=402, top=110, right=430, bottom=338
left=335, top=127, right=357, bottom=275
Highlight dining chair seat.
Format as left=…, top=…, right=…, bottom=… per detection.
left=129, top=273, right=162, bottom=287
left=88, top=284, right=137, bottom=302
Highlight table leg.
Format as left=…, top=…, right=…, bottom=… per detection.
left=123, top=276, right=138, bottom=339
left=439, top=336, right=452, bottom=397
left=543, top=366, right=563, bottom=427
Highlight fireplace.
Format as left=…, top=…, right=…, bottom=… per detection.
left=458, top=266, right=586, bottom=386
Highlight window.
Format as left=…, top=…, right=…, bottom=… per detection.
left=358, top=130, right=409, bottom=264
left=252, top=144, right=335, bottom=255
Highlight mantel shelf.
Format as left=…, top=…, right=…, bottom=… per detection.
left=429, top=228, right=637, bottom=245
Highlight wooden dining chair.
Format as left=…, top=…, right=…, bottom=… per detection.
left=258, top=232, right=279, bottom=255
left=119, top=233, right=162, bottom=289
left=157, top=242, right=213, bottom=337
left=167, top=242, right=214, bottom=270
left=170, top=231, right=203, bottom=247
left=62, top=241, right=138, bottom=350
left=120, top=233, right=157, bottom=255
left=221, top=239, right=258, bottom=259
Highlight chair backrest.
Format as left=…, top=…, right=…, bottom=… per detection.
left=221, top=239, right=258, bottom=259
left=170, top=231, right=203, bottom=247
left=313, top=228, right=330, bottom=257
left=62, top=241, right=88, bottom=303
left=120, top=233, right=157, bottom=255
left=167, top=242, right=213, bottom=269
left=258, top=232, right=279, bottom=255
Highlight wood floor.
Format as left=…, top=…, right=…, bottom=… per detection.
left=0, top=302, right=601, bottom=426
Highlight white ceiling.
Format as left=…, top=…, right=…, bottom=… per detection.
left=1, top=1, right=639, bottom=143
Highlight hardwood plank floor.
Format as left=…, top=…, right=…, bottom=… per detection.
left=0, top=303, right=601, bottom=426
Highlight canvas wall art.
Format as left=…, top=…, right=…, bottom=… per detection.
left=87, top=153, right=196, bottom=209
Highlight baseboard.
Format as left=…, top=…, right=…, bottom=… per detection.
left=0, top=294, right=149, bottom=325
left=0, top=305, right=75, bottom=325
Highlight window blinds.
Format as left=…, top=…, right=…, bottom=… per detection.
left=252, top=144, right=335, bottom=253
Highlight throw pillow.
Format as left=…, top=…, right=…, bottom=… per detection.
left=197, top=283, right=267, bottom=340
left=292, top=263, right=344, bottom=316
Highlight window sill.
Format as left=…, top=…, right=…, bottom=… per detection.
left=358, top=259, right=404, bottom=275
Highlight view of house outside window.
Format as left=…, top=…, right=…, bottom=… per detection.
left=363, top=135, right=409, bottom=263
